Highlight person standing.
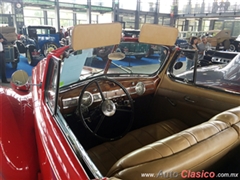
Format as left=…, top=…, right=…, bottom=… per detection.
left=61, top=26, right=66, bottom=34
left=57, top=28, right=65, bottom=40
left=0, top=33, right=9, bottom=83
left=224, top=0, right=230, bottom=11
left=186, top=36, right=199, bottom=70
left=198, top=35, right=211, bottom=60
left=212, top=0, right=219, bottom=13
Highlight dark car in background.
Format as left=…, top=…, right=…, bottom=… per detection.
left=17, top=25, right=61, bottom=65
left=175, top=38, right=189, bottom=49
left=230, top=34, right=240, bottom=52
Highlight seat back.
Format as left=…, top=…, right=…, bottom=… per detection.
left=108, top=106, right=240, bottom=180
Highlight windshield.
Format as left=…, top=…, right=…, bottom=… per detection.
left=28, top=27, right=56, bottom=35
left=59, top=42, right=168, bottom=87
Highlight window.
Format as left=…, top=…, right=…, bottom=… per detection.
left=76, top=13, right=87, bottom=24
left=214, top=21, right=224, bottom=30
left=119, top=0, right=137, bottom=10
left=140, top=0, right=156, bottom=12
left=232, top=21, right=240, bottom=36
left=0, top=2, right=12, bottom=14
left=120, top=13, right=135, bottom=29
left=24, top=8, right=44, bottom=26
left=91, top=0, right=112, bottom=7
left=163, top=18, right=170, bottom=26
left=169, top=49, right=240, bottom=94
left=159, top=0, right=172, bottom=13
left=146, top=15, right=154, bottom=24
left=60, top=11, right=74, bottom=27
left=170, top=50, right=197, bottom=83
left=45, top=57, right=61, bottom=114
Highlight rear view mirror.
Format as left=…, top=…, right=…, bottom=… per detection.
left=108, top=52, right=125, bottom=61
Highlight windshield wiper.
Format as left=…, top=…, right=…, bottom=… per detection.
left=111, top=62, right=132, bottom=73
left=85, top=69, right=104, bottom=79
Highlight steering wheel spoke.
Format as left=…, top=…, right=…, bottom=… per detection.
left=116, top=108, right=133, bottom=113
left=93, top=114, right=105, bottom=134
left=94, top=80, right=105, bottom=101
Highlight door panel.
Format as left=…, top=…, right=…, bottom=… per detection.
left=152, top=73, right=240, bottom=126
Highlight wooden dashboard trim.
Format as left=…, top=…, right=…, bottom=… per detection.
left=59, top=76, right=160, bottom=114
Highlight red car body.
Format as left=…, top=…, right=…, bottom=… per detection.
left=0, top=46, right=90, bottom=180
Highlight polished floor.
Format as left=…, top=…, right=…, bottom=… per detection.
left=0, top=78, right=12, bottom=88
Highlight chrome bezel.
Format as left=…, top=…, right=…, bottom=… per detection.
left=135, top=82, right=146, bottom=95
left=81, top=91, right=94, bottom=107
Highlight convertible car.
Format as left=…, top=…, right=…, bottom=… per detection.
left=1, top=23, right=240, bottom=180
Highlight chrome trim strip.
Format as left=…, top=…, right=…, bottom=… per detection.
left=62, top=97, right=79, bottom=109
left=62, top=82, right=154, bottom=109
left=211, top=57, right=231, bottom=64
left=55, top=109, right=103, bottom=179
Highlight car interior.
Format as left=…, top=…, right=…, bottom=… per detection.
left=47, top=24, right=240, bottom=179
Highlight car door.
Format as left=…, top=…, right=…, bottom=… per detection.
left=151, top=49, right=240, bottom=126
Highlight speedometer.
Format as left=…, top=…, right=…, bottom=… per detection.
left=81, top=91, right=94, bottom=107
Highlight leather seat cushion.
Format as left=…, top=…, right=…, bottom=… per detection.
left=107, top=106, right=240, bottom=179
left=87, top=118, right=189, bottom=176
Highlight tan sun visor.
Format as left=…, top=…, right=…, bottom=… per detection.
left=139, top=24, right=179, bottom=46
left=71, top=23, right=122, bottom=50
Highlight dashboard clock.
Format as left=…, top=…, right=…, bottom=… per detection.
left=135, top=82, right=146, bottom=96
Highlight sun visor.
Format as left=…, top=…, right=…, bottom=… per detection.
left=71, top=23, right=122, bottom=51
left=139, top=24, right=179, bottom=46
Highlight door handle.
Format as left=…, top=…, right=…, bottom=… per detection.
left=165, top=97, right=176, bottom=106
left=184, top=96, right=195, bottom=103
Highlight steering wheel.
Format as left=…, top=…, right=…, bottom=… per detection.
left=78, top=77, right=134, bottom=141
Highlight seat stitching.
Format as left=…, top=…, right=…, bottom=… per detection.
left=179, top=133, right=193, bottom=146
left=184, top=131, right=198, bottom=142
left=115, top=140, right=238, bottom=177
left=208, top=122, right=221, bottom=131
left=160, top=141, right=174, bottom=154
left=149, top=144, right=164, bottom=157
left=186, top=124, right=224, bottom=143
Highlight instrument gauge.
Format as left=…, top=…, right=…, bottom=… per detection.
left=135, top=82, right=146, bottom=95
left=81, top=91, right=94, bottom=107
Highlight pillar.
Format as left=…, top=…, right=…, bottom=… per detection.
left=55, top=0, right=60, bottom=31
left=184, top=19, right=189, bottom=31
left=87, top=0, right=92, bottom=24
left=135, top=0, right=140, bottom=29
left=12, top=0, right=24, bottom=33
left=43, top=10, right=48, bottom=25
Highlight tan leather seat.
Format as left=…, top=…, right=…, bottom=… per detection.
left=87, top=119, right=189, bottom=175
left=107, top=106, right=240, bottom=180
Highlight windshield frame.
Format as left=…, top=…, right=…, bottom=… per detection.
left=59, top=44, right=171, bottom=88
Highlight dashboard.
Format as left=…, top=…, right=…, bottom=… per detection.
left=59, top=76, right=160, bottom=114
